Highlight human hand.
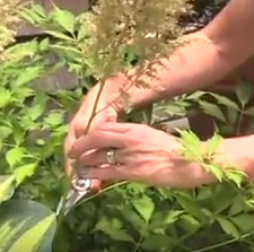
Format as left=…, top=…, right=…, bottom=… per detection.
left=68, top=122, right=206, bottom=188
left=64, top=78, right=121, bottom=176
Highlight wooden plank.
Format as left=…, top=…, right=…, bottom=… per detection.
left=17, top=0, right=89, bottom=36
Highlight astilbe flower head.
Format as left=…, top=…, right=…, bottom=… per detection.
left=81, top=0, right=192, bottom=81
left=0, top=0, right=21, bottom=61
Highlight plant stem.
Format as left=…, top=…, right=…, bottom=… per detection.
left=235, top=107, right=244, bottom=135
left=190, top=233, right=251, bottom=252
left=76, top=181, right=128, bottom=206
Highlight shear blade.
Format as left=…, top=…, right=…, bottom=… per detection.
left=56, top=189, right=87, bottom=216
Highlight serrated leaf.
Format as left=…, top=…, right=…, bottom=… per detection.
left=45, top=30, right=72, bottom=41
left=177, top=130, right=202, bottom=161
left=199, top=101, right=226, bottom=122
left=51, top=6, right=75, bottom=33
left=132, top=195, right=154, bottom=223
left=229, top=194, right=244, bottom=216
left=149, top=210, right=183, bottom=229
left=142, top=234, right=173, bottom=250
left=0, top=89, right=12, bottom=108
left=14, top=163, right=37, bottom=186
left=0, top=175, right=16, bottom=205
left=43, top=111, right=64, bottom=128
left=77, top=26, right=88, bottom=41
left=186, top=91, right=206, bottom=100
left=6, top=147, right=25, bottom=168
left=12, top=67, right=42, bottom=88
left=26, top=104, right=45, bottom=121
left=0, top=126, right=12, bottom=140
left=203, top=164, right=224, bottom=182
left=206, top=133, right=222, bottom=156
left=95, top=217, right=133, bottom=242
left=176, top=195, right=207, bottom=223
left=231, top=214, right=254, bottom=233
left=216, top=217, right=239, bottom=237
left=209, top=93, right=239, bottom=110
left=236, top=80, right=252, bottom=107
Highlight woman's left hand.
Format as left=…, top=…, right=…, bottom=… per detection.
left=68, top=122, right=205, bottom=187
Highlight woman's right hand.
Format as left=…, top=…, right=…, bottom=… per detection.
left=64, top=76, right=122, bottom=176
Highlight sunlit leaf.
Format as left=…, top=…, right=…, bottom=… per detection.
left=51, top=5, right=75, bottom=33
left=216, top=217, right=239, bottom=237
left=206, top=133, right=222, bottom=156
left=0, top=200, right=57, bottom=252
left=14, top=163, right=37, bottom=186
left=12, top=67, right=42, bottom=88
left=6, top=147, right=25, bottom=168
left=0, top=175, right=16, bottom=205
left=131, top=195, right=155, bottom=223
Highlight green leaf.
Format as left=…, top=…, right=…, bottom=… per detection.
left=25, top=104, right=45, bottom=121
left=244, top=106, right=254, bottom=116
left=149, top=210, right=184, bottom=229
left=43, top=111, right=64, bottom=128
left=6, top=147, right=25, bottom=168
left=0, top=175, right=16, bottom=205
left=77, top=26, right=88, bottom=41
left=177, top=130, right=202, bottom=161
left=45, top=30, right=72, bottom=41
left=209, top=93, right=239, bottom=110
left=199, top=101, right=226, bottom=122
left=0, top=125, right=12, bottom=140
left=19, top=5, right=45, bottom=25
left=236, top=80, right=252, bottom=107
left=14, top=163, right=37, bottom=186
left=206, top=133, right=222, bottom=156
left=142, top=234, right=173, bottom=250
left=231, top=214, right=254, bottom=233
left=229, top=194, right=244, bottom=216
left=95, top=217, right=133, bottom=242
left=0, top=89, right=12, bottom=108
left=0, top=200, right=57, bottom=252
left=176, top=195, right=207, bottom=223
left=203, top=164, right=224, bottom=182
left=131, top=195, right=155, bottom=223
left=12, top=67, right=42, bottom=88
left=227, top=109, right=239, bottom=124
left=216, top=217, right=239, bottom=237
left=51, top=6, right=75, bottom=33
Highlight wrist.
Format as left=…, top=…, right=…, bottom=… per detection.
left=176, top=135, right=254, bottom=188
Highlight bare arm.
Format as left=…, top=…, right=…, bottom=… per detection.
left=101, top=0, right=254, bottom=110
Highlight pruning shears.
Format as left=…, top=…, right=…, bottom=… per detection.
left=56, top=166, right=101, bottom=216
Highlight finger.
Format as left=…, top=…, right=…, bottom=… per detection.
left=64, top=129, right=76, bottom=176
left=68, top=130, right=127, bottom=159
left=78, top=148, right=125, bottom=167
left=86, top=165, right=125, bottom=181
left=98, top=122, right=133, bottom=133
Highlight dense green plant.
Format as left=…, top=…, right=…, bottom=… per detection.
left=1, top=1, right=254, bottom=252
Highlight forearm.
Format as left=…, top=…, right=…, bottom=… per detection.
left=184, top=134, right=254, bottom=188
left=105, top=32, right=241, bottom=112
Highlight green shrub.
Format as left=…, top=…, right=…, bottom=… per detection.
left=1, top=1, right=254, bottom=252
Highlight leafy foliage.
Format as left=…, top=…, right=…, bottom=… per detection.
left=0, top=1, right=254, bottom=252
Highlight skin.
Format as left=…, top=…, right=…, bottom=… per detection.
left=65, top=0, right=254, bottom=188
